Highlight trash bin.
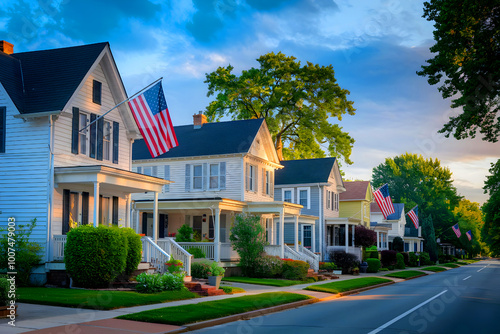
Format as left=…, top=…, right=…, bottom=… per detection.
left=360, top=261, right=368, bottom=273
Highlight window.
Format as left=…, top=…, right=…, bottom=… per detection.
left=303, top=225, right=312, bottom=248
left=192, top=164, right=203, bottom=190
left=103, top=121, right=111, bottom=161
left=247, top=164, right=256, bottom=192
left=92, top=80, right=102, bottom=105
left=265, top=171, right=271, bottom=195
left=282, top=188, right=294, bottom=203
left=0, top=106, right=5, bottom=153
left=326, top=190, right=331, bottom=209
left=297, top=187, right=310, bottom=209
left=79, top=113, right=88, bottom=155
left=209, top=163, right=220, bottom=189
left=163, top=165, right=170, bottom=193
left=143, top=166, right=153, bottom=176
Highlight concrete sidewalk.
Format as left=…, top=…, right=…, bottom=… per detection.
left=0, top=273, right=411, bottom=334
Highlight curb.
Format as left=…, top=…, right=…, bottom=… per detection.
left=166, top=298, right=319, bottom=333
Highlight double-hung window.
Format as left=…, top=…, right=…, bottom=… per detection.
left=326, top=190, right=331, bottom=209
left=282, top=188, right=294, bottom=203
left=298, top=187, right=310, bottom=209
left=265, top=170, right=271, bottom=195
left=192, top=164, right=203, bottom=190
left=103, top=121, right=111, bottom=161
left=247, top=164, right=256, bottom=192
left=209, top=163, right=220, bottom=190
left=79, top=113, right=89, bottom=155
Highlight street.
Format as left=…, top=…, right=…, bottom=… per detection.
left=193, top=260, right=500, bottom=334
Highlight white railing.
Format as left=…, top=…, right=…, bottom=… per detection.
left=177, top=242, right=215, bottom=260
left=53, top=235, right=67, bottom=261
left=221, top=243, right=239, bottom=260
left=299, top=244, right=320, bottom=272
left=141, top=237, right=171, bottom=274
left=263, top=245, right=318, bottom=271
left=155, top=238, right=192, bottom=276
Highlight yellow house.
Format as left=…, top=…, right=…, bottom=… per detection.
left=339, top=181, right=374, bottom=228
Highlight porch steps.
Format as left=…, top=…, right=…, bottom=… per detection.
left=184, top=281, right=225, bottom=296
left=307, top=268, right=335, bottom=281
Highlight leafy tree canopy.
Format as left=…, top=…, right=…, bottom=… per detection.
left=417, top=0, right=500, bottom=142
left=481, top=159, right=500, bottom=256
left=453, top=199, right=487, bottom=256
left=204, top=52, right=356, bottom=162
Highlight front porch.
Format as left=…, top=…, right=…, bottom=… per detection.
left=325, top=217, right=363, bottom=261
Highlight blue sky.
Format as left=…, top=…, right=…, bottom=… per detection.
left=1, top=0, right=498, bottom=204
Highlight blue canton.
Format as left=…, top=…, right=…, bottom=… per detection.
left=143, top=82, right=168, bottom=116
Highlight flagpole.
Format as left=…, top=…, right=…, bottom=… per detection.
left=405, top=205, right=417, bottom=216
left=79, top=77, right=163, bottom=133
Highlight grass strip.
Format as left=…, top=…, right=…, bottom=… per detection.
left=117, top=292, right=311, bottom=325
left=385, top=270, right=426, bottom=279
left=422, top=266, right=447, bottom=272
left=221, top=286, right=245, bottom=294
left=222, top=277, right=314, bottom=287
left=17, top=287, right=197, bottom=310
left=304, top=277, right=392, bottom=294
left=442, top=263, right=460, bottom=268
left=456, top=261, right=468, bottom=265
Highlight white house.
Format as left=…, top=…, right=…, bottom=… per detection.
left=0, top=41, right=168, bottom=283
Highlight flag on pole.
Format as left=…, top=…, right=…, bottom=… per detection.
left=452, top=224, right=461, bottom=238
left=373, top=184, right=395, bottom=219
left=407, top=206, right=419, bottom=229
left=128, top=81, right=178, bottom=158
left=466, top=230, right=472, bottom=241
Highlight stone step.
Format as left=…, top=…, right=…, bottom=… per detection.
left=185, top=281, right=225, bottom=296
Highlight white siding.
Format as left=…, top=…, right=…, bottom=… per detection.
left=243, top=155, right=276, bottom=202
left=53, top=63, right=131, bottom=170
left=0, top=84, right=49, bottom=253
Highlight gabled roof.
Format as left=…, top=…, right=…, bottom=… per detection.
left=0, top=42, right=108, bottom=114
left=372, top=202, right=405, bottom=220
left=132, top=118, right=265, bottom=160
left=339, top=181, right=371, bottom=201
left=274, top=158, right=337, bottom=185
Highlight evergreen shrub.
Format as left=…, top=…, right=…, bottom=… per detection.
left=330, top=250, right=359, bottom=274
left=381, top=250, right=397, bottom=268
left=186, top=247, right=206, bottom=259
left=253, top=255, right=283, bottom=278
left=120, top=228, right=142, bottom=276
left=396, top=253, right=406, bottom=269
left=281, top=259, right=309, bottom=280
left=366, top=258, right=381, bottom=273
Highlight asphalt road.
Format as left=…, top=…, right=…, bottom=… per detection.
left=192, top=259, right=500, bottom=334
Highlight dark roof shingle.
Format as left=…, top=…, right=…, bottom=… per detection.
left=274, top=158, right=337, bottom=185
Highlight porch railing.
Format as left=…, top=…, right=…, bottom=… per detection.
left=177, top=242, right=215, bottom=260
left=53, top=235, right=67, bottom=261
left=263, top=245, right=319, bottom=271
left=299, top=244, right=320, bottom=272
left=156, top=238, right=192, bottom=276
left=141, top=237, right=171, bottom=274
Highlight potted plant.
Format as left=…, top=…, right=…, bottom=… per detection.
left=207, top=262, right=225, bottom=289
left=352, top=267, right=360, bottom=275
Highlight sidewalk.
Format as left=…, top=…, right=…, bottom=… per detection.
left=0, top=272, right=412, bottom=334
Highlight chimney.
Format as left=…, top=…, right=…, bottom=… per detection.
left=0, top=41, right=14, bottom=55
left=193, top=111, right=207, bottom=129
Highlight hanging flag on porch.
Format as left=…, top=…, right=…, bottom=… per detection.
left=407, top=206, right=419, bottom=229
left=373, top=184, right=395, bottom=219
left=466, top=230, right=472, bottom=241
left=128, top=81, right=178, bottom=158
left=452, top=223, right=461, bottom=238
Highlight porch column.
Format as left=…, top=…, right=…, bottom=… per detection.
left=214, top=207, right=221, bottom=262
left=294, top=215, right=299, bottom=252
left=153, top=191, right=158, bottom=243
left=351, top=225, right=355, bottom=248
left=125, top=195, right=131, bottom=228
left=312, top=224, right=316, bottom=253
left=280, top=209, right=285, bottom=258
left=376, top=231, right=380, bottom=249
left=135, top=209, right=140, bottom=234
left=93, top=182, right=100, bottom=227
left=344, top=222, right=348, bottom=253
left=270, top=217, right=275, bottom=245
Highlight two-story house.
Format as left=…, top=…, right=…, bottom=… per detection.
left=0, top=41, right=168, bottom=283
left=273, top=158, right=345, bottom=260
left=131, top=114, right=309, bottom=263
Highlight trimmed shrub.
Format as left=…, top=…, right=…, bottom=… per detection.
left=175, top=224, right=194, bottom=242
left=230, top=215, right=266, bottom=277
left=401, top=252, right=409, bottom=266
left=186, top=247, right=206, bottom=259
left=409, top=252, right=419, bottom=267
left=281, top=259, right=309, bottom=280
left=370, top=251, right=380, bottom=259
left=0, top=277, right=9, bottom=306
left=381, top=250, right=397, bottom=268
left=330, top=250, right=359, bottom=274
left=392, top=237, right=404, bottom=252
left=135, top=272, right=185, bottom=293
left=366, top=258, right=381, bottom=273
left=396, top=253, right=405, bottom=269
left=319, top=262, right=337, bottom=271
left=65, top=225, right=127, bottom=288
left=191, top=260, right=212, bottom=279
left=120, top=228, right=142, bottom=277
left=354, top=226, right=377, bottom=247
left=420, top=252, right=432, bottom=265
left=253, top=255, right=283, bottom=278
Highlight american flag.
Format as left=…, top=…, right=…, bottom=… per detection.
left=466, top=230, right=472, bottom=241
left=373, top=184, right=395, bottom=219
left=407, top=206, right=419, bottom=229
left=452, top=224, right=461, bottom=238
left=128, top=81, right=178, bottom=158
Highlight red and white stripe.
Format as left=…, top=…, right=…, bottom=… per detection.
left=373, top=190, right=395, bottom=219
left=408, top=210, right=419, bottom=229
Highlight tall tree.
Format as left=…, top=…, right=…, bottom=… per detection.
left=421, top=214, right=439, bottom=261
left=204, top=52, right=356, bottom=162
left=481, top=159, right=500, bottom=256
left=372, top=153, right=462, bottom=236
left=417, top=0, right=500, bottom=142
left=453, top=199, right=486, bottom=257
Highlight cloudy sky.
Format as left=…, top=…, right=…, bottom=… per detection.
left=1, top=0, right=498, bottom=203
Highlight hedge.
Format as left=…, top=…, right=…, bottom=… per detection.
left=121, top=228, right=142, bottom=277
left=0, top=277, right=9, bottom=306
left=396, top=253, right=405, bottom=269
left=381, top=250, right=397, bottom=268
left=366, top=258, right=381, bottom=273
left=281, top=259, right=309, bottom=280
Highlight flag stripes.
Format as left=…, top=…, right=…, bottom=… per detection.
left=373, top=184, right=395, bottom=219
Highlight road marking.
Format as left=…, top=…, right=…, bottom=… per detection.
left=463, top=276, right=471, bottom=281
left=367, top=290, right=448, bottom=334
left=477, top=264, right=489, bottom=272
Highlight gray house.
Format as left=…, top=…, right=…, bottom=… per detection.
left=274, top=158, right=345, bottom=260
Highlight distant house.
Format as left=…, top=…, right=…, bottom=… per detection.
left=0, top=41, right=168, bottom=283
left=274, top=158, right=345, bottom=260
left=131, top=114, right=317, bottom=267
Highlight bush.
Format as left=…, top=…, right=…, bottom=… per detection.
left=281, top=259, right=309, bottom=280
left=165, top=258, right=183, bottom=274
left=65, top=225, right=127, bottom=288
left=319, top=262, right=337, bottom=271
left=401, top=252, right=409, bottom=266
left=186, top=247, right=206, bottom=259
left=120, top=228, right=142, bottom=277
left=409, top=252, right=419, bottom=266
left=0, top=218, right=43, bottom=286
left=0, top=277, right=9, bottom=306
left=175, top=224, right=194, bottom=242
left=420, top=252, right=432, bottom=265
left=439, top=254, right=457, bottom=263
left=330, top=250, right=359, bottom=274
left=135, top=272, right=185, bottom=293
left=396, top=253, right=405, bottom=269
left=354, top=226, right=377, bottom=247
left=253, top=255, right=283, bottom=278
left=191, top=260, right=212, bottom=279
left=381, top=250, right=397, bottom=268
left=366, top=258, right=381, bottom=273
left=230, top=215, right=266, bottom=276
left=208, top=262, right=225, bottom=276
left=392, top=237, right=404, bottom=252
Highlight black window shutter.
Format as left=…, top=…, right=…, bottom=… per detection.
left=112, top=121, right=119, bottom=164
left=142, top=212, right=148, bottom=235
left=112, top=196, right=119, bottom=225
left=96, top=117, right=104, bottom=161
left=159, top=214, right=166, bottom=239
left=62, top=189, right=70, bottom=234
left=90, top=113, right=97, bottom=159
left=92, top=80, right=102, bottom=105
left=71, top=107, right=79, bottom=154
left=0, top=107, right=5, bottom=153
left=81, top=192, right=89, bottom=224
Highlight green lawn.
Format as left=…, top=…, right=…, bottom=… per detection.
left=17, top=287, right=197, bottom=310
left=442, top=263, right=460, bottom=268
left=222, top=277, right=314, bottom=287
left=384, top=270, right=426, bottom=279
left=422, top=266, right=447, bottom=272
left=456, top=261, right=468, bottom=265
left=221, top=286, right=246, bottom=294
left=117, top=292, right=311, bottom=325
left=305, top=277, right=392, bottom=294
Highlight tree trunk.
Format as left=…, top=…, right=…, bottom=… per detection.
left=275, top=135, right=284, bottom=161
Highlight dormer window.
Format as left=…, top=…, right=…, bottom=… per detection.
left=92, top=80, right=102, bottom=105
